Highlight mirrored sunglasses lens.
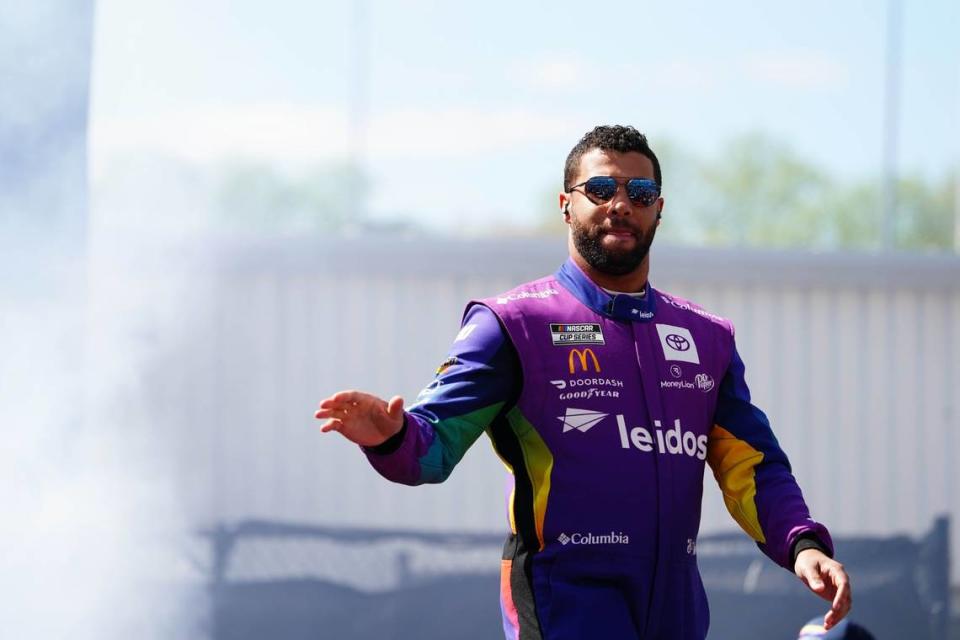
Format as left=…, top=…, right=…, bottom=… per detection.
left=627, top=180, right=659, bottom=206
left=585, top=177, right=617, bottom=200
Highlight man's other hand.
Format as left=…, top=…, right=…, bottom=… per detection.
left=314, top=390, right=405, bottom=447
left=794, top=548, right=851, bottom=630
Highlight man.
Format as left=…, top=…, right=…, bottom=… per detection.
left=315, top=125, right=851, bottom=639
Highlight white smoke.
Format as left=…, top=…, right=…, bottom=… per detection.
left=0, top=1, right=205, bottom=637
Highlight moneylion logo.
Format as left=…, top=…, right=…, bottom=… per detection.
left=558, top=407, right=608, bottom=433
left=568, top=348, right=601, bottom=374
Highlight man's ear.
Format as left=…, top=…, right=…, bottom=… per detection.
left=559, top=192, right=571, bottom=221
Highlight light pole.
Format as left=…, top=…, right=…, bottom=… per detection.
left=348, top=0, right=369, bottom=221
left=881, top=0, right=902, bottom=252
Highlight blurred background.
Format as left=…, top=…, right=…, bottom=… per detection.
left=2, top=0, right=958, bottom=638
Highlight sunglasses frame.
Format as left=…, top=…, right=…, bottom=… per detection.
left=567, top=176, right=661, bottom=207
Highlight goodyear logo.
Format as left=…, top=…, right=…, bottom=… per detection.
left=568, top=348, right=601, bottom=374
left=550, top=323, right=604, bottom=346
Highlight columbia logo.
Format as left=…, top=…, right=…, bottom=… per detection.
left=558, top=533, right=571, bottom=545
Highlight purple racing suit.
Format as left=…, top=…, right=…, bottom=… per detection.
left=364, top=259, right=832, bottom=640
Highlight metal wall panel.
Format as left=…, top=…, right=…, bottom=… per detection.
left=147, top=238, right=960, bottom=577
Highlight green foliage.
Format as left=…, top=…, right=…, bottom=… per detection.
left=216, top=161, right=368, bottom=233
left=537, top=132, right=957, bottom=253
left=697, top=134, right=833, bottom=247
left=894, top=174, right=955, bottom=251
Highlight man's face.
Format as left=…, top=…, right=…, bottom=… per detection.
left=560, top=149, right=663, bottom=276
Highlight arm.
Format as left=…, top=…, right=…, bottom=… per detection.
left=315, top=304, right=520, bottom=485
left=707, top=343, right=850, bottom=626
left=707, top=344, right=832, bottom=567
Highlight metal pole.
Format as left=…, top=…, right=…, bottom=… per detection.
left=881, top=0, right=902, bottom=251
left=349, top=0, right=369, bottom=220
left=955, top=62, right=960, bottom=252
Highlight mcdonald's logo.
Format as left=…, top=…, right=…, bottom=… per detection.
left=568, top=348, right=601, bottom=374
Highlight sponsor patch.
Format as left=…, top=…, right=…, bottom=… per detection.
left=655, top=324, right=700, bottom=364
left=454, top=324, right=477, bottom=342
left=557, top=407, right=608, bottom=433
left=558, top=531, right=630, bottom=546
left=568, top=348, right=601, bottom=373
left=694, top=373, right=715, bottom=393
left=435, top=356, right=460, bottom=376
left=550, top=322, right=604, bottom=346
left=496, top=288, right=560, bottom=305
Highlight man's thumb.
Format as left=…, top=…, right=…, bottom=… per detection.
left=386, top=395, right=405, bottom=420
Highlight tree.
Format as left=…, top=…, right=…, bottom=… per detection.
left=216, top=161, right=369, bottom=233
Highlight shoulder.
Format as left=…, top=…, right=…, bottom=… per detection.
left=472, top=274, right=565, bottom=322
left=485, top=274, right=563, bottom=307
left=653, top=287, right=735, bottom=336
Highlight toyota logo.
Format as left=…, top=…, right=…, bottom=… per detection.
left=665, top=334, right=690, bottom=352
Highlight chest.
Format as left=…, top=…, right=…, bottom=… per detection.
left=512, top=314, right=725, bottom=458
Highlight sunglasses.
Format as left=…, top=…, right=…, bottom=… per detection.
left=567, top=176, right=661, bottom=207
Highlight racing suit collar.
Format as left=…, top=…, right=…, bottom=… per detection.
left=555, top=258, right=657, bottom=323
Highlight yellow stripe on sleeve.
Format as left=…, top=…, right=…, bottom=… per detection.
left=707, top=424, right=766, bottom=544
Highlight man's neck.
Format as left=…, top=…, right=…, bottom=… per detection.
left=570, top=252, right=650, bottom=294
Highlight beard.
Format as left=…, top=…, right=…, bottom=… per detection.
left=570, top=216, right=657, bottom=276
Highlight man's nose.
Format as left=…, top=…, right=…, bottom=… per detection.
left=608, top=186, right=634, bottom=215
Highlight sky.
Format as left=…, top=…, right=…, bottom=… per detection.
left=89, top=0, right=959, bottom=233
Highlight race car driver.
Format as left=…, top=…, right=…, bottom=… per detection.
left=315, top=125, right=851, bottom=639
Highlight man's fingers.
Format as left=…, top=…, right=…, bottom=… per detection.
left=318, top=397, right=360, bottom=411
left=801, top=564, right=826, bottom=593
left=315, top=407, right=351, bottom=420
left=325, top=390, right=377, bottom=406
left=319, top=418, right=344, bottom=433
left=829, top=567, right=852, bottom=620
left=824, top=609, right=837, bottom=630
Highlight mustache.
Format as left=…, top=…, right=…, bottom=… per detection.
left=596, top=219, right=638, bottom=234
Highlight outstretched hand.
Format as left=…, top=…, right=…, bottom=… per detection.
left=794, top=549, right=851, bottom=630
left=314, top=390, right=405, bottom=447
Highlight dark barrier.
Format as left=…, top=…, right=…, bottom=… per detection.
left=200, top=517, right=952, bottom=639
left=698, top=516, right=950, bottom=639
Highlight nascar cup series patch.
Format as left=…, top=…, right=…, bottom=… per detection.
left=550, top=323, right=605, bottom=346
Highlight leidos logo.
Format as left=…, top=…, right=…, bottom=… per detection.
left=615, top=415, right=707, bottom=460
left=568, top=348, right=601, bottom=374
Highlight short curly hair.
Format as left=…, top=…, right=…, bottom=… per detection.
left=563, top=125, right=661, bottom=190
